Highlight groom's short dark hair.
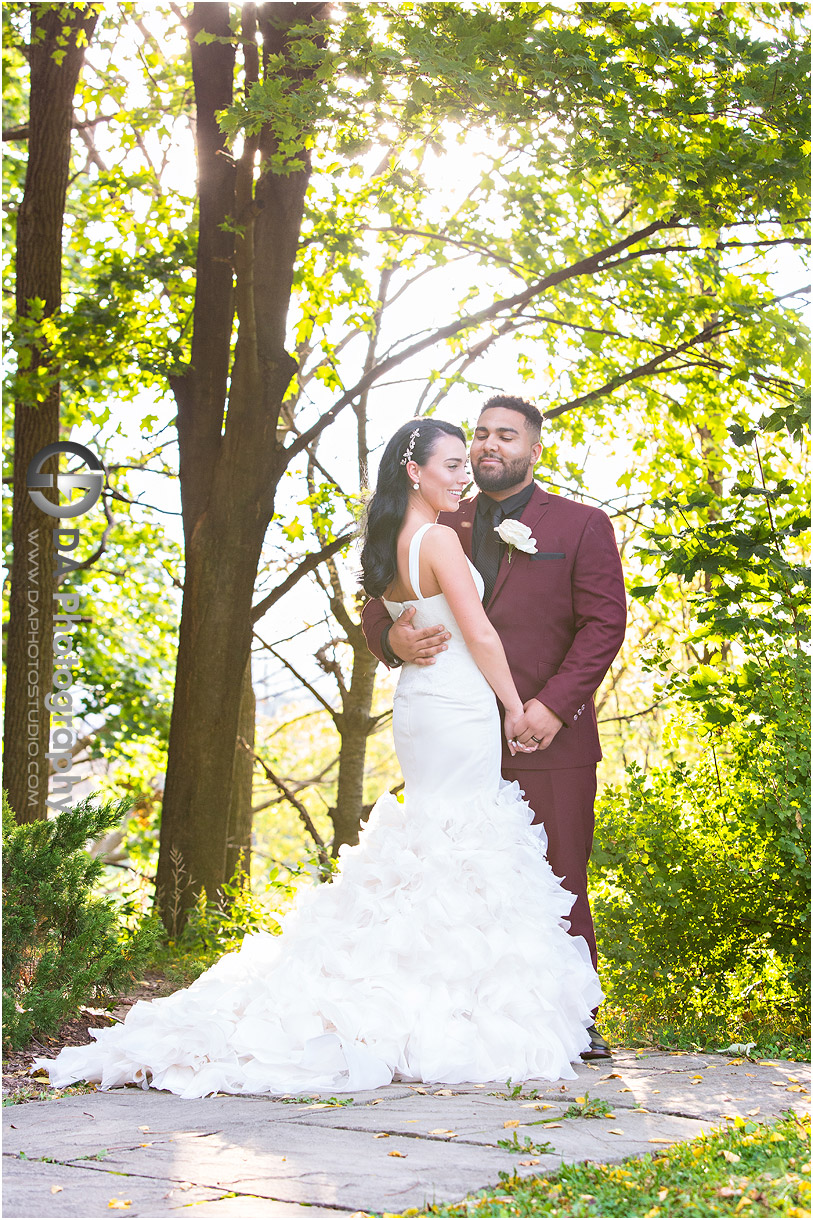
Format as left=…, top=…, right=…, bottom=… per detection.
left=480, top=394, right=543, bottom=439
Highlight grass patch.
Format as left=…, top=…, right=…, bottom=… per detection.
left=598, top=1003, right=810, bottom=1064
left=416, top=1111, right=810, bottom=1218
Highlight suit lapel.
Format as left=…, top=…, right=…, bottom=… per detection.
left=486, top=484, right=550, bottom=610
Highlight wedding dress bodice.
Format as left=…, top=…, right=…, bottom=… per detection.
left=382, top=521, right=484, bottom=642
left=382, top=523, right=499, bottom=800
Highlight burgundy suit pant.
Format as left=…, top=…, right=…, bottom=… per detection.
left=502, top=764, right=599, bottom=988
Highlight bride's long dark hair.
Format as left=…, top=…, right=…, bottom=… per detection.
left=360, top=418, right=466, bottom=597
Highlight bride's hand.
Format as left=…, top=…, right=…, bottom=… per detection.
left=504, top=709, right=535, bottom=755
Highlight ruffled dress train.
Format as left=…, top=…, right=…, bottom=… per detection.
left=35, top=524, right=601, bottom=1097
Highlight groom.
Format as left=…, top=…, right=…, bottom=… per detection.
left=361, top=395, right=627, bottom=1059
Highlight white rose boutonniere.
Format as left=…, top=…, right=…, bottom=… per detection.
left=495, top=519, right=538, bottom=562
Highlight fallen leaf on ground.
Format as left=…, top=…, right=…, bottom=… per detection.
left=388, top=1149, right=407, bottom=1158
left=428, top=1129, right=457, bottom=1136
left=608, top=1129, right=625, bottom=1135
left=503, top=1119, right=520, bottom=1128
left=521, top=1102, right=552, bottom=1109
left=648, top=1138, right=674, bottom=1144
left=619, top=1087, right=632, bottom=1093
left=138, top=1126, right=150, bottom=1133
left=786, top=1085, right=805, bottom=1092
left=518, top=1159, right=539, bottom=1165
left=720, top=1150, right=741, bottom=1163
left=372, top=1132, right=389, bottom=1139
left=786, top=1076, right=800, bottom=1083
left=747, top=1108, right=761, bottom=1115
left=108, top=1201, right=132, bottom=1210
left=604, top=1072, right=623, bottom=1079
left=434, top=1088, right=454, bottom=1096
left=50, top=1186, right=63, bottom=1195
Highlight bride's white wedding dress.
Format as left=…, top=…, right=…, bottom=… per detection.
left=35, top=524, right=601, bottom=1099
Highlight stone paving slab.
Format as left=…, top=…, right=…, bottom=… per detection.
left=1, top=1156, right=226, bottom=1218
left=0, top=1155, right=347, bottom=1218
left=22, top=1120, right=548, bottom=1213
left=3, top=1054, right=810, bottom=1218
left=521, top=1059, right=812, bottom=1122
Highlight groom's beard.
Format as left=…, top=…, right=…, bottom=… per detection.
left=472, top=453, right=533, bottom=493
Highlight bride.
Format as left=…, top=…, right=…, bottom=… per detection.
left=34, top=418, right=601, bottom=1099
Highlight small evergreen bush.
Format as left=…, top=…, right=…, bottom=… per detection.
left=2, top=791, right=161, bottom=1052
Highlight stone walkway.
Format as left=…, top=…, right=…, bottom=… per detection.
left=3, top=1051, right=809, bottom=1218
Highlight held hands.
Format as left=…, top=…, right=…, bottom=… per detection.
left=503, top=708, right=536, bottom=756
left=520, top=698, right=564, bottom=750
left=504, top=700, right=564, bottom=754
left=388, top=606, right=450, bottom=666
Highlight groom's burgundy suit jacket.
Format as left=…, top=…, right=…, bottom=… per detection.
left=361, top=484, right=627, bottom=771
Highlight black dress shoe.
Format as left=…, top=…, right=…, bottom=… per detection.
left=581, top=1023, right=612, bottom=1060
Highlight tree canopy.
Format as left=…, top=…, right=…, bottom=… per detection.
left=2, top=2, right=809, bottom=1026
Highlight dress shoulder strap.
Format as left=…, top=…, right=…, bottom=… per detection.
left=407, top=522, right=433, bottom=600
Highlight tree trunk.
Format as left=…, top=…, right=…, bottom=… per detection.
left=331, top=634, right=378, bottom=852
left=226, top=657, right=256, bottom=881
left=3, top=3, right=97, bottom=822
left=155, top=2, right=329, bottom=928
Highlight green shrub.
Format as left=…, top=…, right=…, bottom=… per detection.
left=149, top=852, right=306, bottom=987
left=596, top=405, right=810, bottom=1039
left=2, top=791, right=161, bottom=1052
left=592, top=739, right=807, bottom=1035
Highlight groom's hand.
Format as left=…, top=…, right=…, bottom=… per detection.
left=388, top=606, right=450, bottom=666
left=521, top=698, right=564, bottom=750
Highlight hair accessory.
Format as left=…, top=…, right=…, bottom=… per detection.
left=399, top=427, right=420, bottom=466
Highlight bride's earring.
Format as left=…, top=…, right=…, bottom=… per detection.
left=413, top=481, right=420, bottom=491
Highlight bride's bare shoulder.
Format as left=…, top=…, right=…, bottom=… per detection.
left=423, top=523, right=463, bottom=550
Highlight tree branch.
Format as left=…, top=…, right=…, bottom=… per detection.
left=284, top=217, right=676, bottom=461
left=237, top=736, right=331, bottom=872
left=250, top=528, right=355, bottom=622
left=3, top=113, right=117, bottom=141
left=253, top=630, right=337, bottom=718
left=543, top=318, right=735, bottom=419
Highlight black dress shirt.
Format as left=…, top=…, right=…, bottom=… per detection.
left=472, top=482, right=536, bottom=603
